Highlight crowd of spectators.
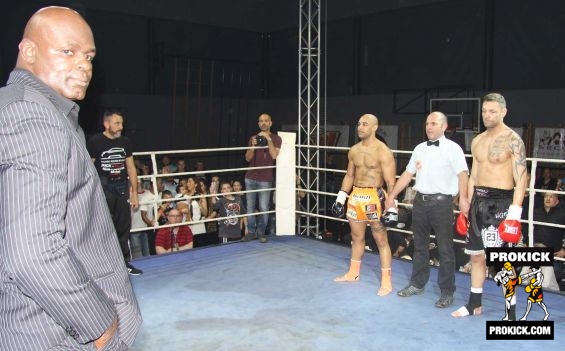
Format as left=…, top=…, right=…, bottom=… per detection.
left=127, top=156, right=565, bottom=291
left=129, top=156, right=255, bottom=257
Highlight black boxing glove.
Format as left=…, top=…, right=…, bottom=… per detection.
left=381, top=200, right=399, bottom=227
left=330, top=190, right=348, bottom=218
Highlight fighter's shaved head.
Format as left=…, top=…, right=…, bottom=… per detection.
left=360, top=113, right=379, bottom=126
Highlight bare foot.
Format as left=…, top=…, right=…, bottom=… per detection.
left=377, top=268, right=392, bottom=296
left=451, top=305, right=482, bottom=318
left=333, top=273, right=359, bottom=282
left=377, top=285, right=392, bottom=296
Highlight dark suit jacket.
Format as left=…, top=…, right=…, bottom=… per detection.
left=0, top=69, right=142, bottom=350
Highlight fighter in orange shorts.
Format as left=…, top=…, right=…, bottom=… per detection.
left=346, top=186, right=386, bottom=222
left=331, top=114, right=397, bottom=296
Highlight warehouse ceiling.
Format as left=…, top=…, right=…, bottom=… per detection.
left=63, top=0, right=448, bottom=32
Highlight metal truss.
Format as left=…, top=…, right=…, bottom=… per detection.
left=297, top=0, right=321, bottom=237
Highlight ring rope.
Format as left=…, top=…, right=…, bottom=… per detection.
left=132, top=144, right=565, bottom=263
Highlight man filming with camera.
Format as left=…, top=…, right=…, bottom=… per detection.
left=243, top=113, right=282, bottom=243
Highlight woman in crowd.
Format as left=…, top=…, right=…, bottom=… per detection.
left=185, top=176, right=208, bottom=235
left=231, top=179, right=247, bottom=237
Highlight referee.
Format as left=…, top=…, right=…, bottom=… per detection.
left=384, top=111, right=469, bottom=308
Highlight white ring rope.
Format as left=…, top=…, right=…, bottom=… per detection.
left=131, top=143, right=565, bottom=263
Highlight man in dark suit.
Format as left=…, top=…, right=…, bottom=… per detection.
left=0, top=6, right=141, bottom=350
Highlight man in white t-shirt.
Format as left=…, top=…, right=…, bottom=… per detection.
left=130, top=180, right=155, bottom=256
left=131, top=179, right=158, bottom=256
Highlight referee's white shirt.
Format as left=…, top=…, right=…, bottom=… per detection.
left=406, top=135, right=468, bottom=196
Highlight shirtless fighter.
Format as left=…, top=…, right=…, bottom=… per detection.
left=331, top=114, right=397, bottom=296
left=452, top=93, right=528, bottom=318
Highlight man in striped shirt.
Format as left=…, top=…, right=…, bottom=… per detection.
left=0, top=6, right=141, bottom=350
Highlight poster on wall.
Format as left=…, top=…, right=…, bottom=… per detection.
left=533, top=127, right=565, bottom=159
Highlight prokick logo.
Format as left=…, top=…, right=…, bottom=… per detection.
left=485, top=247, right=555, bottom=340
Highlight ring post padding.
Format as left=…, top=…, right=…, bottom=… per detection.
left=276, top=132, right=296, bottom=235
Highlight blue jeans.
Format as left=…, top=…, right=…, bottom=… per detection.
left=130, top=231, right=150, bottom=257
left=245, top=178, right=272, bottom=236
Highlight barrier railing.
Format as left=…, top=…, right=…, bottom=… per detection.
left=131, top=143, right=565, bottom=270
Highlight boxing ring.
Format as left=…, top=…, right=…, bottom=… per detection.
left=128, top=136, right=565, bottom=350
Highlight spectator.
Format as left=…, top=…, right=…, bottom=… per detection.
left=157, top=190, right=174, bottom=226
left=161, top=155, right=177, bottom=173
left=197, top=178, right=212, bottom=210
left=521, top=192, right=565, bottom=291
left=130, top=178, right=151, bottom=257
left=156, top=177, right=165, bottom=195
left=231, top=179, right=247, bottom=236
left=174, top=159, right=187, bottom=183
left=155, top=209, right=194, bottom=254
left=177, top=159, right=187, bottom=173
left=185, top=176, right=208, bottom=235
left=175, top=183, right=189, bottom=220
left=137, top=160, right=152, bottom=189
left=198, top=178, right=218, bottom=237
left=389, top=235, right=414, bottom=260
left=557, top=174, right=565, bottom=193
left=209, top=175, right=221, bottom=196
left=232, top=179, right=247, bottom=209
left=177, top=177, right=188, bottom=188
left=161, top=170, right=178, bottom=198
left=243, top=113, right=282, bottom=243
left=194, top=161, right=207, bottom=181
left=534, top=168, right=558, bottom=208
left=140, top=179, right=158, bottom=255
left=211, top=181, right=247, bottom=243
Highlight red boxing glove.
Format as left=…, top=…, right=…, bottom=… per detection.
left=455, top=213, right=469, bottom=236
left=498, top=219, right=522, bottom=244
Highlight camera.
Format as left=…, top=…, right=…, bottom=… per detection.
left=255, top=135, right=268, bottom=147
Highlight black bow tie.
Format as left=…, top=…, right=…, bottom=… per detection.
left=427, top=140, right=439, bottom=147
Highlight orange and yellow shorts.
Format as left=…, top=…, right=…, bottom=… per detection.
left=346, top=186, right=386, bottom=222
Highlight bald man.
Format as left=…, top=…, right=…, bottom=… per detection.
left=0, top=7, right=141, bottom=350
left=243, top=113, right=282, bottom=243
left=385, top=112, right=469, bottom=308
left=331, top=114, right=397, bottom=296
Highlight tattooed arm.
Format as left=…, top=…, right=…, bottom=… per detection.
left=509, top=131, right=528, bottom=207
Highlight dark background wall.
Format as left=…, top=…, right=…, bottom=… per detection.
left=2, top=0, right=564, bottom=169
